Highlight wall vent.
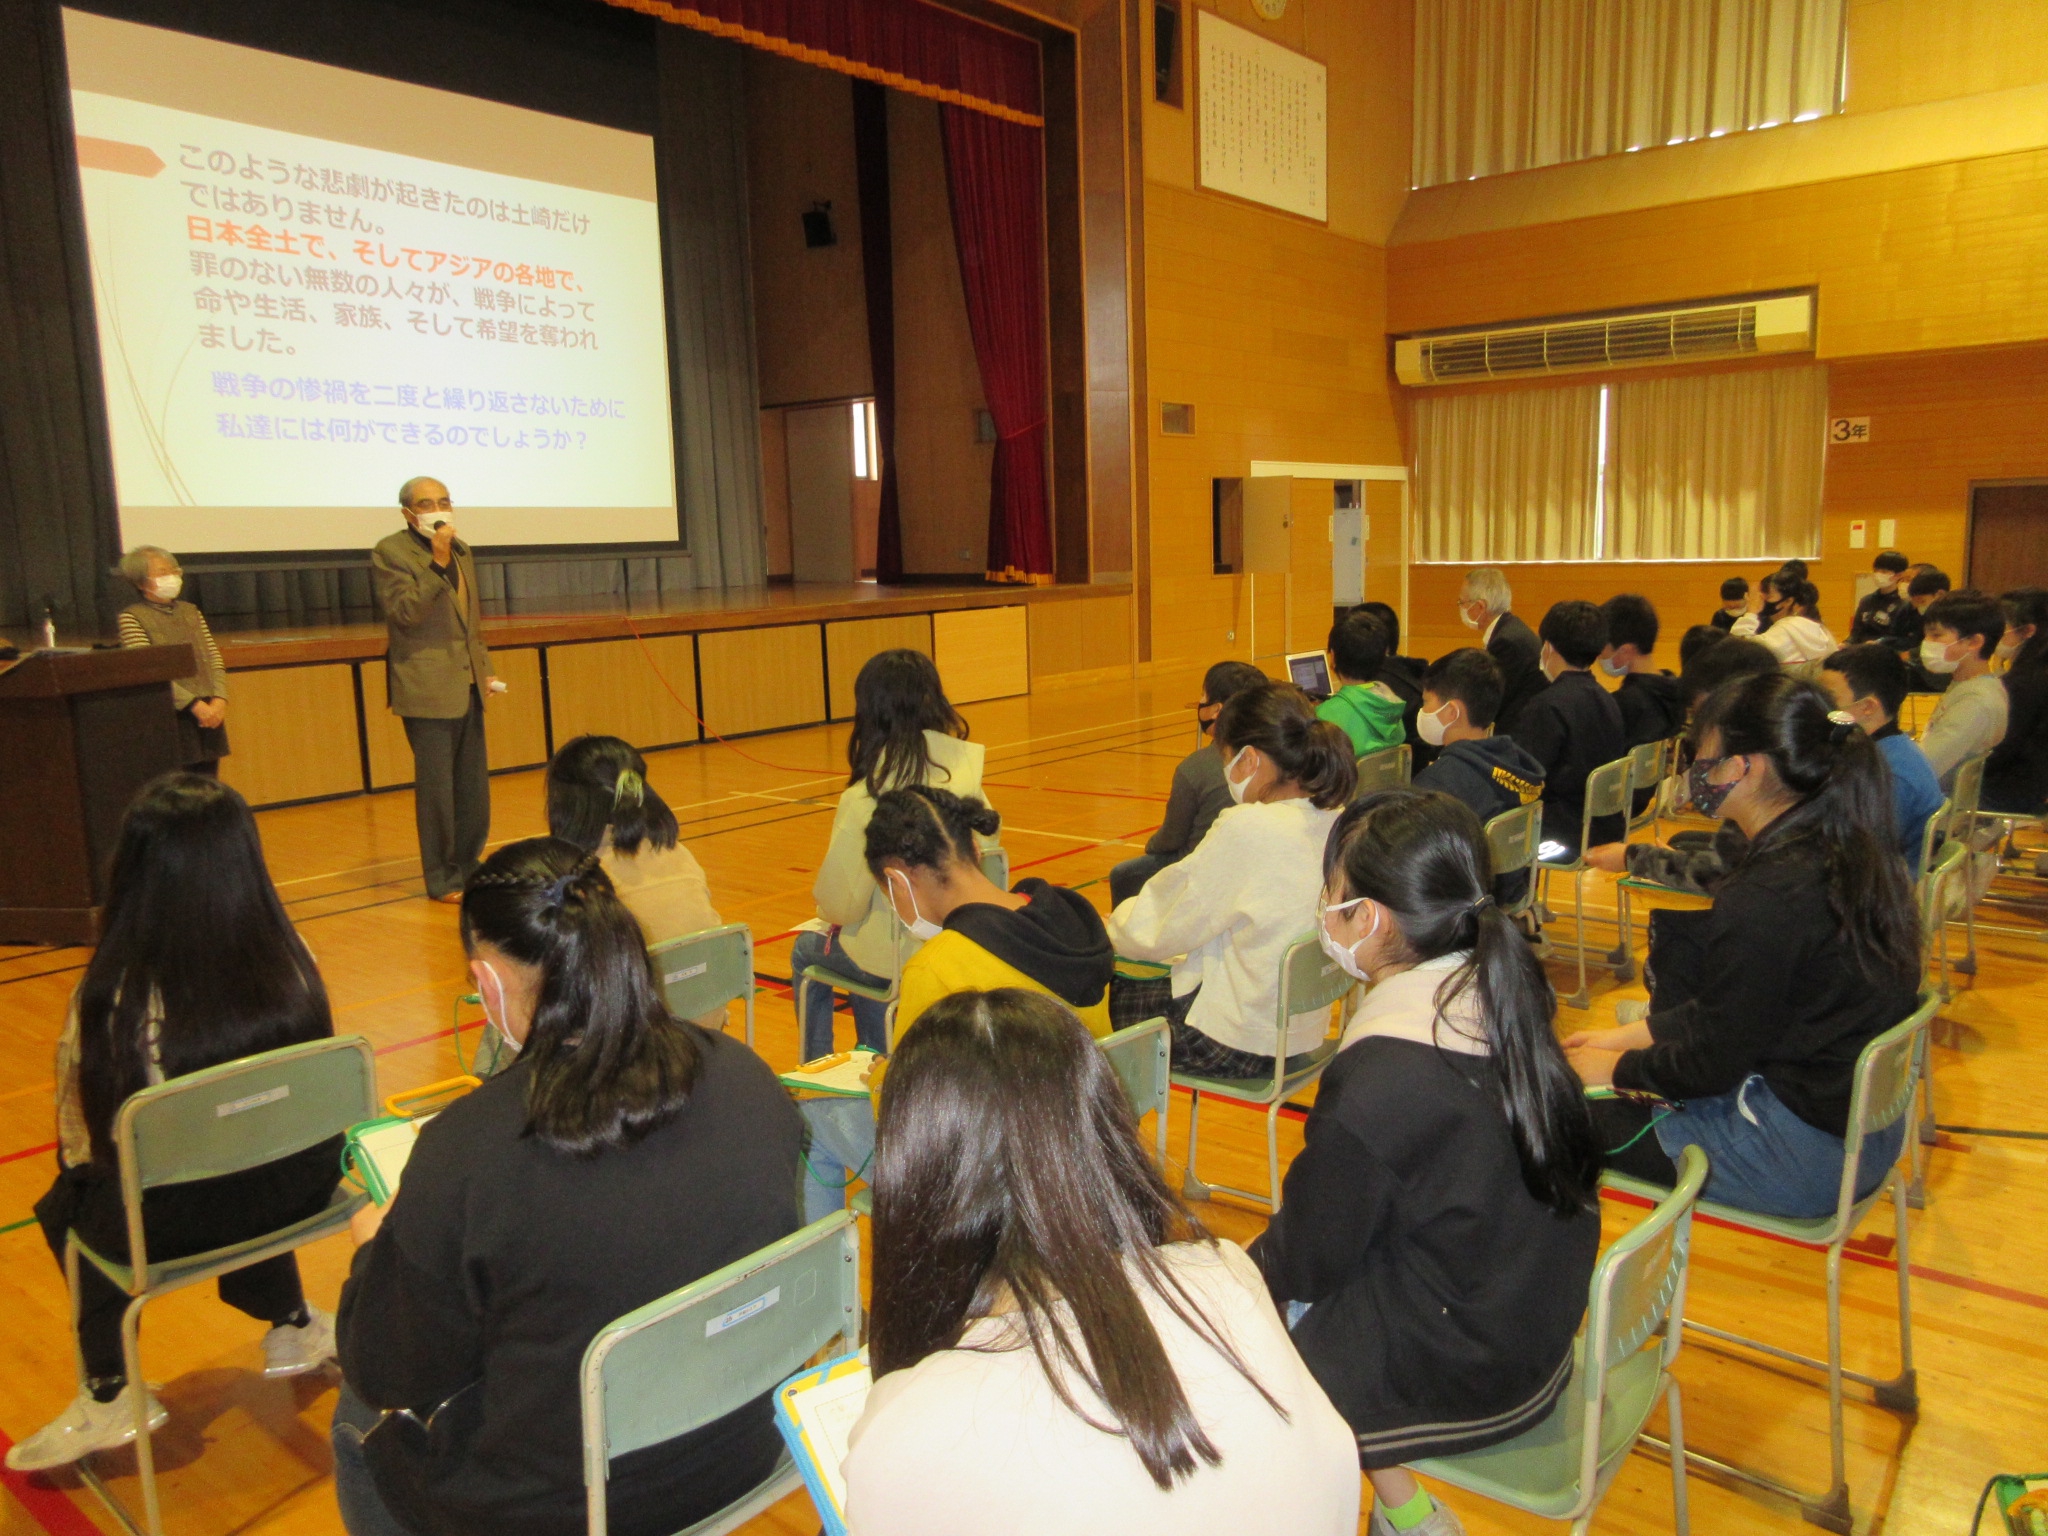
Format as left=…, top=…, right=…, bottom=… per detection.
left=1160, top=401, right=1195, bottom=435
left=1395, top=294, right=1813, bottom=386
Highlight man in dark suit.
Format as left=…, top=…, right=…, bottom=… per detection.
left=1457, top=567, right=1547, bottom=735
left=372, top=477, right=497, bottom=902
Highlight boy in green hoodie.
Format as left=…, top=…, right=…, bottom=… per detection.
left=1317, top=609, right=1408, bottom=758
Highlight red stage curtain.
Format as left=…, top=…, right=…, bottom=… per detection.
left=604, top=0, right=1042, bottom=125
left=940, top=106, right=1052, bottom=587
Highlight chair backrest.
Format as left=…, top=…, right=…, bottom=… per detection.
left=980, top=843, right=1010, bottom=890
left=1581, top=755, right=1634, bottom=832
left=582, top=1212, right=860, bottom=1505
left=1916, top=796, right=1952, bottom=883
left=1946, top=752, right=1987, bottom=832
left=1277, top=934, right=1355, bottom=1041
left=648, top=923, right=753, bottom=1023
left=1837, top=992, right=1938, bottom=1189
left=1098, top=1018, right=1170, bottom=1135
left=1354, top=743, right=1411, bottom=794
left=1917, top=838, right=1965, bottom=952
left=1482, top=802, right=1543, bottom=918
left=116, top=1035, right=377, bottom=1201
left=1624, top=738, right=1666, bottom=829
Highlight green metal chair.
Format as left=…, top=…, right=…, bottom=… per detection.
left=65, top=1036, right=378, bottom=1536
left=1175, top=936, right=1353, bottom=1213
left=1414, top=1145, right=1709, bottom=1536
left=580, top=1211, right=862, bottom=1536
left=650, top=923, right=757, bottom=1047
left=1354, top=742, right=1411, bottom=794
left=1482, top=801, right=1544, bottom=929
left=1940, top=753, right=1988, bottom=976
left=1535, top=756, right=1637, bottom=1009
left=1099, top=1017, right=1171, bottom=1165
left=979, top=842, right=1009, bottom=889
left=1623, top=736, right=1671, bottom=838
left=1905, top=841, right=1966, bottom=1208
left=796, top=924, right=904, bottom=1055
left=1606, top=992, right=1936, bottom=1534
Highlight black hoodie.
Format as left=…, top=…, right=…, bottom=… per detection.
left=942, top=878, right=1114, bottom=1009
left=1412, top=737, right=1547, bottom=905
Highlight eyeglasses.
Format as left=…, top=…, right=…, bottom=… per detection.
left=408, top=497, right=454, bottom=512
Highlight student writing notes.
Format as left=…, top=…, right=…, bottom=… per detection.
left=840, top=989, right=1361, bottom=1536
left=1252, top=791, right=1602, bottom=1536
left=333, top=839, right=803, bottom=1536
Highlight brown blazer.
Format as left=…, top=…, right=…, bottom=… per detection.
left=371, top=527, right=493, bottom=719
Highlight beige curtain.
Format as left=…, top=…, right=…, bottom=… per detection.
left=1412, top=384, right=1603, bottom=564
left=1602, top=364, right=1827, bottom=561
left=1413, top=0, right=1844, bottom=189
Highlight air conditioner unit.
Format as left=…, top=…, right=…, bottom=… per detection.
left=1393, top=293, right=1813, bottom=386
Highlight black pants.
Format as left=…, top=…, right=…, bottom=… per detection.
left=403, top=688, right=491, bottom=898
left=35, top=1140, right=343, bottom=1385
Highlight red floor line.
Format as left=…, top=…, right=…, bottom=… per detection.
left=1599, top=1187, right=2048, bottom=1311
left=374, top=1019, right=483, bottom=1058
left=0, top=1429, right=106, bottom=1536
left=0, top=1141, right=57, bottom=1167
left=1010, top=824, right=1158, bottom=874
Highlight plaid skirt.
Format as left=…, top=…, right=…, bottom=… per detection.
left=1108, top=977, right=1274, bottom=1080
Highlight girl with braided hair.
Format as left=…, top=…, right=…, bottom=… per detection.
left=333, top=837, right=802, bottom=1536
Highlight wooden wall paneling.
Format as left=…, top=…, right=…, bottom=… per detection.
left=545, top=635, right=702, bottom=751
left=359, top=661, right=414, bottom=789
left=1028, top=594, right=1134, bottom=679
left=824, top=614, right=933, bottom=719
left=933, top=605, right=1030, bottom=701
left=697, top=623, right=828, bottom=736
left=1362, top=479, right=1406, bottom=614
left=1287, top=479, right=1336, bottom=653
left=483, top=648, right=548, bottom=771
left=218, top=664, right=364, bottom=808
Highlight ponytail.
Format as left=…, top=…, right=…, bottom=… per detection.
left=1214, top=683, right=1358, bottom=809
left=546, top=734, right=680, bottom=856
left=462, top=836, right=701, bottom=1154
left=865, top=785, right=1001, bottom=878
left=1323, top=791, right=1599, bottom=1216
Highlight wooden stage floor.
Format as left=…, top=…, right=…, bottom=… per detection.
left=1, top=663, right=2043, bottom=1536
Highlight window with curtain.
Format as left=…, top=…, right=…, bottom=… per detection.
left=1412, top=364, right=1827, bottom=563
left=1413, top=0, right=1845, bottom=189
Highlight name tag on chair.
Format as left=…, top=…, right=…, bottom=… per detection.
left=665, top=962, right=710, bottom=985
left=217, top=1085, right=290, bottom=1117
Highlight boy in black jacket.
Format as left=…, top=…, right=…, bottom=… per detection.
left=1709, top=576, right=1748, bottom=631
left=1600, top=594, right=1684, bottom=818
left=1847, top=550, right=1912, bottom=643
left=1511, top=601, right=1628, bottom=857
left=1411, top=648, right=1545, bottom=906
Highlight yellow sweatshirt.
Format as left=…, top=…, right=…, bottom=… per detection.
left=895, top=930, right=1115, bottom=1043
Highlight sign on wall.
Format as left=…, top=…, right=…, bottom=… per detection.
left=1829, top=416, right=1872, bottom=444
left=1197, top=10, right=1327, bottom=222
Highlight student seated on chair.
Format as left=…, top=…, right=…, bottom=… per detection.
left=1109, top=661, right=1268, bottom=905
left=1251, top=791, right=1601, bottom=1536
left=1847, top=550, right=1913, bottom=644
left=546, top=734, right=727, bottom=1028
left=1893, top=566, right=1948, bottom=660
left=8, top=775, right=342, bottom=1473
left=1107, top=683, right=1357, bottom=1080
left=1316, top=609, right=1407, bottom=759
left=1708, top=575, right=1749, bottom=632
left=798, top=649, right=986, bottom=1060
left=1507, top=601, right=1626, bottom=860
left=1565, top=674, right=1921, bottom=1220
left=1678, top=622, right=1729, bottom=671
left=1409, top=648, right=1545, bottom=909
left=1599, top=594, right=1685, bottom=749
left=841, top=988, right=1361, bottom=1536
left=1985, top=588, right=2048, bottom=815
left=798, top=787, right=1114, bottom=1223
left=1353, top=601, right=1432, bottom=765
left=1731, top=580, right=1837, bottom=679
left=1917, top=590, right=2010, bottom=791
left=1822, top=645, right=1944, bottom=864
left=333, top=838, right=802, bottom=1536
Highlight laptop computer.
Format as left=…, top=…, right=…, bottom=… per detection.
left=1284, top=650, right=1332, bottom=699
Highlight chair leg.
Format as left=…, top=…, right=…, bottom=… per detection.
left=1801, top=1244, right=1852, bottom=1533
left=1181, top=1090, right=1211, bottom=1201
left=1608, top=877, right=1636, bottom=979
left=1875, top=1174, right=1920, bottom=1413
left=1265, top=1102, right=1282, bottom=1213
left=1566, top=872, right=1591, bottom=1009
left=1667, top=1378, right=1691, bottom=1536
left=1955, top=878, right=1979, bottom=975
left=744, top=987, right=755, bottom=1049
left=126, top=1296, right=165, bottom=1536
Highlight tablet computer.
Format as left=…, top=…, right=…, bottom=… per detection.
left=1284, top=650, right=1332, bottom=698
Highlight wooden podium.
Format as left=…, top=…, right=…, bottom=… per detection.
left=0, top=645, right=192, bottom=945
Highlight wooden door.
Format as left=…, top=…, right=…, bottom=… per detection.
left=1970, top=483, right=2048, bottom=594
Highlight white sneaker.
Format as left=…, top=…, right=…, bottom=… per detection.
left=1368, top=1494, right=1467, bottom=1536
left=262, top=1308, right=337, bottom=1378
left=4, top=1385, right=168, bottom=1472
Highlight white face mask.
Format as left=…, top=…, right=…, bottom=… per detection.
left=1598, top=652, right=1629, bottom=677
left=1539, top=643, right=1564, bottom=683
left=1995, top=633, right=2023, bottom=659
left=1458, top=603, right=1482, bottom=631
left=887, top=870, right=944, bottom=941
left=1223, top=745, right=1256, bottom=805
left=1875, top=574, right=1899, bottom=593
left=1317, top=894, right=1378, bottom=983
left=476, top=959, right=523, bottom=1057
left=1417, top=702, right=1455, bottom=748
left=148, top=574, right=183, bottom=603
left=1920, top=638, right=1965, bottom=676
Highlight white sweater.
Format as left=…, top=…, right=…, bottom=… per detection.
left=1733, top=612, right=1838, bottom=669
left=1107, top=797, right=1343, bottom=1056
left=842, top=1241, right=1360, bottom=1536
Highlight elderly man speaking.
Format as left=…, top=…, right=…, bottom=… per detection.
left=372, top=476, right=497, bottom=902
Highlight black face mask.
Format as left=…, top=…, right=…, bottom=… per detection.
left=1688, top=755, right=1740, bottom=819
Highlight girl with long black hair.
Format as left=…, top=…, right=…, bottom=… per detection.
left=842, top=989, right=1359, bottom=1535
left=1567, top=672, right=1922, bottom=1219
left=1249, top=789, right=1601, bottom=1536
left=797, top=649, right=982, bottom=1058
left=333, top=838, right=801, bottom=1536
left=10, top=775, right=340, bottom=1473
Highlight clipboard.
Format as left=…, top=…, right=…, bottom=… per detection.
left=345, top=1114, right=426, bottom=1205
left=778, top=1046, right=881, bottom=1099
left=773, top=1349, right=871, bottom=1536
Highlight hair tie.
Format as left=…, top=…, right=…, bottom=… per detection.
left=547, top=851, right=604, bottom=905
left=1469, top=894, right=1493, bottom=914
left=611, top=769, right=645, bottom=810
left=1825, top=709, right=1857, bottom=746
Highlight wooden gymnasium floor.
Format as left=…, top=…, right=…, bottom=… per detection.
left=1, top=663, right=2043, bottom=1536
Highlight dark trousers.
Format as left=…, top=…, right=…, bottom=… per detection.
left=1108, top=853, right=1173, bottom=907
left=35, top=1141, right=341, bottom=1385
left=402, top=688, right=490, bottom=898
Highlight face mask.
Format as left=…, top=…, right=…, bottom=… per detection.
left=1458, top=604, right=1482, bottom=631
left=1317, top=894, right=1378, bottom=983
left=1920, top=638, right=1964, bottom=676
left=1687, top=756, right=1742, bottom=820
left=1875, top=574, right=1898, bottom=593
left=1598, top=653, right=1629, bottom=677
left=1539, top=644, right=1563, bottom=683
left=476, top=959, right=522, bottom=1057
left=1995, top=633, right=2023, bottom=660
left=1223, top=745, right=1256, bottom=805
left=1417, top=702, right=1454, bottom=748
left=887, top=870, right=944, bottom=941
left=149, top=575, right=182, bottom=603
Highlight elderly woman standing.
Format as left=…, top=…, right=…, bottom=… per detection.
left=116, top=547, right=230, bottom=775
